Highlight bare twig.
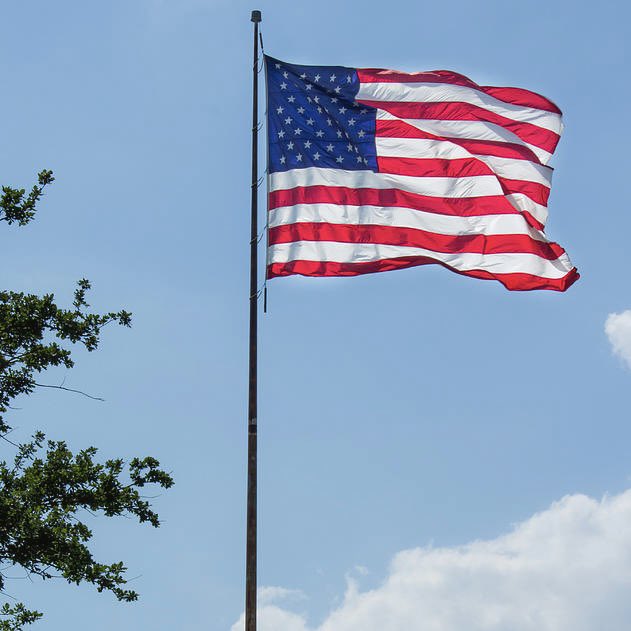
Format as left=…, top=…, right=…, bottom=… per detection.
left=34, top=383, right=104, bottom=402
left=0, top=434, right=20, bottom=448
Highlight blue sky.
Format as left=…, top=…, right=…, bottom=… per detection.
left=1, top=1, right=630, bottom=629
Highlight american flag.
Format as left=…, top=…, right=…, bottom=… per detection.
left=265, top=56, right=578, bottom=291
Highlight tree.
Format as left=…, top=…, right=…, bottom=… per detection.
left=0, top=172, right=174, bottom=629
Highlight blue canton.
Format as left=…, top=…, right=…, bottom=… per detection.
left=266, top=56, right=378, bottom=174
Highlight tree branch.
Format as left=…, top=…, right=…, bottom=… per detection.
left=33, top=384, right=104, bottom=402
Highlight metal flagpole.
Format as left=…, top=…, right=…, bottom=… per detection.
left=246, top=9, right=261, bottom=631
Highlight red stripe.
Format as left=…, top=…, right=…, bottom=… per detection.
left=362, top=100, right=560, bottom=154
left=268, top=223, right=565, bottom=260
left=375, top=119, right=545, bottom=165
left=376, top=157, right=550, bottom=206
left=268, top=258, right=578, bottom=292
left=499, top=177, right=550, bottom=206
left=376, top=156, right=494, bottom=178
left=484, top=87, right=562, bottom=116
left=357, top=68, right=562, bottom=115
left=268, top=186, right=545, bottom=230
left=269, top=186, right=515, bottom=216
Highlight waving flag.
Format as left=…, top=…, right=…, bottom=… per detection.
left=265, top=56, right=578, bottom=291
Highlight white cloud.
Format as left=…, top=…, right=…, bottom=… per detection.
left=233, top=489, right=631, bottom=631
left=606, top=310, right=631, bottom=369
left=258, top=586, right=305, bottom=607
left=230, top=586, right=307, bottom=631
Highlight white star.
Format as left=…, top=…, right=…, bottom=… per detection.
left=317, top=106, right=323, bottom=114
left=313, top=152, right=321, bottom=160
left=330, top=73, right=337, bottom=82
left=288, top=95, right=296, bottom=103
left=348, top=118, right=356, bottom=126
left=280, top=155, right=286, bottom=164
left=276, top=106, right=284, bottom=114
left=357, top=155, right=363, bottom=163
left=306, top=118, right=314, bottom=126
left=278, top=130, right=285, bottom=138
left=316, top=130, right=324, bottom=138
left=294, top=128, right=302, bottom=135
left=280, top=82, right=287, bottom=90
left=283, top=71, right=288, bottom=79
left=336, top=155, right=344, bottom=163
left=334, top=86, right=341, bottom=94
left=326, top=118, right=333, bottom=126
left=363, top=157, right=369, bottom=165
left=297, top=106, right=305, bottom=114
left=300, top=72, right=307, bottom=79
left=339, top=106, right=347, bottom=114
left=360, top=108, right=368, bottom=114
left=313, top=96, right=320, bottom=103
left=331, top=97, right=338, bottom=103
left=284, top=117, right=292, bottom=125
left=287, top=141, right=294, bottom=150
left=304, top=140, right=312, bottom=148
left=347, top=75, right=352, bottom=83
left=305, top=84, right=312, bottom=91
left=347, top=143, right=353, bottom=151
left=326, top=143, right=334, bottom=152
left=358, top=130, right=366, bottom=138
left=275, top=63, right=281, bottom=69
left=314, top=73, right=321, bottom=82
left=336, top=130, right=343, bottom=138
left=296, top=153, right=303, bottom=162
left=307, top=96, right=312, bottom=103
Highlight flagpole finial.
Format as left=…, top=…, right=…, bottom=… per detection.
left=251, top=10, right=261, bottom=22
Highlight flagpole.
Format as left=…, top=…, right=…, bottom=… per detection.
left=246, top=9, right=261, bottom=631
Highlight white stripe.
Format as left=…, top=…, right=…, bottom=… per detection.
left=375, top=137, right=553, bottom=187
left=269, top=167, right=503, bottom=198
left=505, top=193, right=549, bottom=226
left=269, top=203, right=548, bottom=241
left=356, top=81, right=562, bottom=135
left=269, top=241, right=574, bottom=279
left=376, top=111, right=553, bottom=164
